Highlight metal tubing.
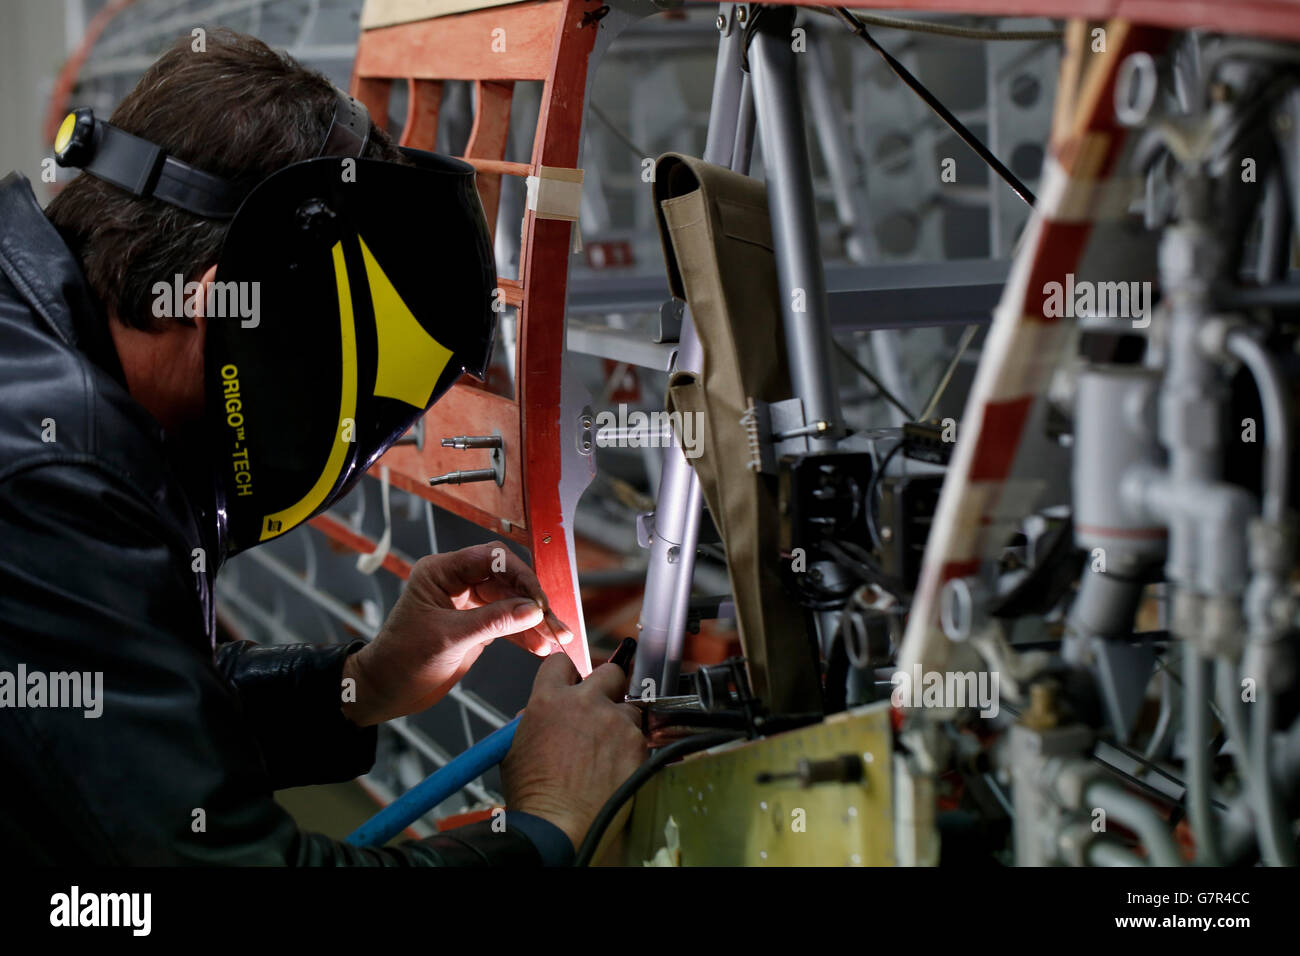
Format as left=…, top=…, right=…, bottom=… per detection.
left=1226, top=330, right=1290, bottom=525
left=732, top=73, right=757, bottom=174
left=1183, top=647, right=1220, bottom=864
left=750, top=7, right=844, bottom=449
left=632, top=8, right=747, bottom=694
left=1085, top=780, right=1183, bottom=867
left=1252, top=691, right=1297, bottom=865
left=1087, top=840, right=1149, bottom=867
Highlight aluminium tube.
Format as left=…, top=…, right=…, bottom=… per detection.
left=1225, top=330, right=1289, bottom=525
left=1224, top=328, right=1294, bottom=865
left=749, top=7, right=844, bottom=450
left=1084, top=779, right=1183, bottom=867
left=631, top=10, right=747, bottom=696
left=1183, top=648, right=1220, bottom=864
left=1087, top=840, right=1149, bottom=867
left=1251, top=691, right=1297, bottom=866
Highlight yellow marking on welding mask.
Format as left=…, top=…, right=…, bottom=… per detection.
left=258, top=240, right=359, bottom=542
left=358, top=236, right=453, bottom=409
left=54, top=113, right=77, bottom=153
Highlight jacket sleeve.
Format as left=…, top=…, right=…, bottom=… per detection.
left=0, top=461, right=542, bottom=866
left=213, top=638, right=377, bottom=791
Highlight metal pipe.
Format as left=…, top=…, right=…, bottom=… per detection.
left=1183, top=647, right=1220, bottom=864
left=1216, top=658, right=1255, bottom=780
left=1225, top=330, right=1289, bottom=524
left=1087, top=839, right=1150, bottom=867
left=1255, top=170, right=1291, bottom=284
left=732, top=73, right=756, bottom=174
left=750, top=6, right=844, bottom=449
left=1251, top=691, right=1297, bottom=865
left=632, top=8, right=746, bottom=695
left=1084, top=779, right=1183, bottom=867
left=1222, top=329, right=1294, bottom=865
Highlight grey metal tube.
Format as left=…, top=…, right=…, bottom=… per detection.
left=1216, top=658, right=1255, bottom=781
left=1251, top=691, right=1296, bottom=865
left=1223, top=329, right=1294, bottom=865
left=1084, top=780, right=1183, bottom=867
left=750, top=8, right=843, bottom=450
left=731, top=73, right=756, bottom=175
left=1225, top=330, right=1289, bottom=524
left=1183, top=648, right=1219, bottom=864
left=1087, top=839, right=1149, bottom=867
left=1218, top=706, right=1300, bottom=863
left=631, top=11, right=746, bottom=695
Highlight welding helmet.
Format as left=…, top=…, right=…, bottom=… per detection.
left=53, top=92, right=497, bottom=556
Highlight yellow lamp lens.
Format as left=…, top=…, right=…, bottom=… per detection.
left=54, top=113, right=77, bottom=154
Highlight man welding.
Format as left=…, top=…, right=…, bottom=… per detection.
left=0, top=29, right=645, bottom=865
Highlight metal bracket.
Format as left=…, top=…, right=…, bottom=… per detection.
left=655, top=298, right=684, bottom=343
left=577, top=406, right=596, bottom=456
left=740, top=397, right=812, bottom=474
left=635, top=510, right=656, bottom=548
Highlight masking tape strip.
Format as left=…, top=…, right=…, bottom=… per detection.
left=525, top=166, right=584, bottom=222
left=355, top=465, right=393, bottom=575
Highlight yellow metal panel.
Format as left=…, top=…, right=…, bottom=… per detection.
left=618, top=703, right=894, bottom=866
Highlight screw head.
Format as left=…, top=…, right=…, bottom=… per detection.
left=716, top=13, right=726, bottom=30
left=736, top=6, right=747, bottom=22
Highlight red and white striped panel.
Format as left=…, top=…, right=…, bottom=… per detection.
left=899, top=22, right=1170, bottom=675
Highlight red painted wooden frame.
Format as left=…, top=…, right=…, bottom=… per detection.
left=337, top=0, right=605, bottom=673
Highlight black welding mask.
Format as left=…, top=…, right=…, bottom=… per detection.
left=53, top=92, right=497, bottom=556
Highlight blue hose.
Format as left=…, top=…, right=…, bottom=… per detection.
left=346, top=714, right=521, bottom=846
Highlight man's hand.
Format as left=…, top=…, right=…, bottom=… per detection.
left=341, top=542, right=574, bottom=726
left=501, top=652, right=647, bottom=849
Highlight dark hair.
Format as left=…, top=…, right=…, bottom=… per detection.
left=46, top=28, right=403, bottom=330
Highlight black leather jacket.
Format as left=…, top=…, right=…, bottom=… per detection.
left=0, top=172, right=541, bottom=865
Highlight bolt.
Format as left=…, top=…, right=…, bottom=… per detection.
left=716, top=13, right=726, bottom=30
left=736, top=6, right=747, bottom=22
left=1022, top=682, right=1059, bottom=731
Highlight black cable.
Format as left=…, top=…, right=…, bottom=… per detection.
left=822, top=538, right=908, bottom=598
left=827, top=6, right=1037, bottom=208
left=833, top=339, right=915, bottom=420
left=866, top=439, right=905, bottom=552
left=573, top=730, right=743, bottom=866
left=589, top=101, right=648, bottom=159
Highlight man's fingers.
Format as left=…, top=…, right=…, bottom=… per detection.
left=471, top=578, right=574, bottom=645
left=531, top=648, right=580, bottom=694
left=580, top=660, right=631, bottom=702
left=612, top=701, right=643, bottom=729
left=506, top=627, right=555, bottom=657
left=447, top=596, right=544, bottom=645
